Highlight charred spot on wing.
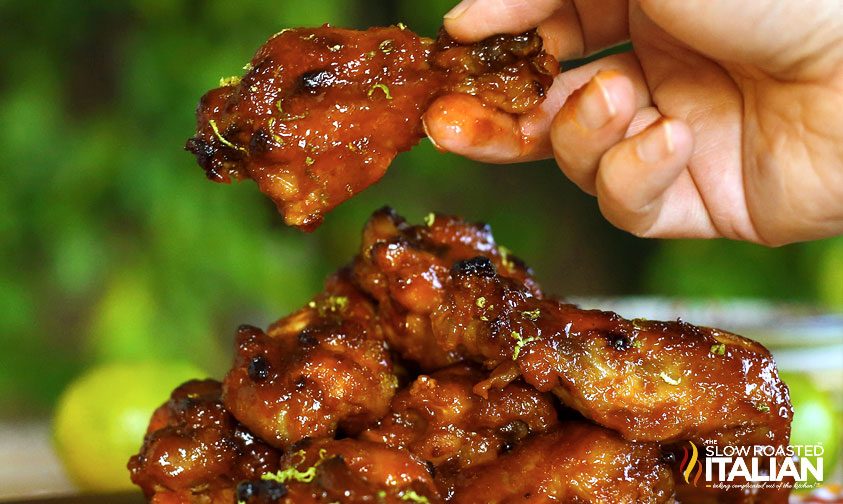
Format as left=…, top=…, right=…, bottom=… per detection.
left=236, top=478, right=288, bottom=502
left=468, top=30, right=542, bottom=69
left=247, top=356, right=270, bottom=381
left=298, top=329, right=318, bottom=346
left=249, top=128, right=273, bottom=153
left=607, top=332, right=632, bottom=351
left=298, top=69, right=336, bottom=95
left=290, top=436, right=314, bottom=452
left=452, top=256, right=497, bottom=278
left=185, top=137, right=228, bottom=182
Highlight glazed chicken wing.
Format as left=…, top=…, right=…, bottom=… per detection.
left=430, top=255, right=792, bottom=446
left=449, top=422, right=675, bottom=504
left=186, top=27, right=557, bottom=230
left=352, top=207, right=539, bottom=369
left=361, top=363, right=559, bottom=473
left=236, top=438, right=442, bottom=504
left=222, top=271, right=397, bottom=447
left=128, top=380, right=279, bottom=504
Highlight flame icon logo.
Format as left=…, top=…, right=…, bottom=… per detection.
left=679, top=441, right=703, bottom=486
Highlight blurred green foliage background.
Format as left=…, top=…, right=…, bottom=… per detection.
left=1, top=0, right=841, bottom=417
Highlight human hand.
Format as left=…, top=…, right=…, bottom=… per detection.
left=424, top=0, right=843, bottom=245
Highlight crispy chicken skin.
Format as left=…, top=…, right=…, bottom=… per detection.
left=352, top=207, right=539, bottom=369
left=361, top=363, right=559, bottom=472
left=430, top=255, right=792, bottom=446
left=186, top=27, right=556, bottom=230
left=222, top=271, right=397, bottom=447
left=128, top=380, right=279, bottom=504
left=449, top=422, right=675, bottom=504
left=236, top=438, right=442, bottom=504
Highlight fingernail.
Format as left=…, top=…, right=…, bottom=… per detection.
left=445, top=0, right=476, bottom=19
left=636, top=120, right=674, bottom=163
left=576, top=75, right=616, bottom=130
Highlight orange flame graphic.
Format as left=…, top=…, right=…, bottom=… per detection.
left=679, top=441, right=703, bottom=485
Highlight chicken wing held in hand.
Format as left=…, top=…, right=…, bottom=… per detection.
left=186, top=26, right=557, bottom=230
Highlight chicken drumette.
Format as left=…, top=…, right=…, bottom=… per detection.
left=361, top=363, right=559, bottom=472
left=128, top=380, right=279, bottom=504
left=186, top=27, right=557, bottom=230
left=222, top=271, right=397, bottom=447
left=450, top=422, right=675, bottom=504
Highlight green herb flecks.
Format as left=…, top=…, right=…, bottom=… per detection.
left=219, top=75, right=241, bottom=87
left=424, top=212, right=435, bottom=227
left=305, top=156, right=315, bottom=166
left=275, top=101, right=308, bottom=121
left=400, top=490, right=429, bottom=503
left=710, top=343, right=726, bottom=356
left=321, top=295, right=348, bottom=314
left=511, top=331, right=539, bottom=360
left=261, top=448, right=328, bottom=485
left=209, top=119, right=246, bottom=152
left=755, top=402, right=770, bottom=413
left=476, top=297, right=486, bottom=309
left=368, top=83, right=393, bottom=100
left=521, top=308, right=541, bottom=321
left=498, top=246, right=515, bottom=272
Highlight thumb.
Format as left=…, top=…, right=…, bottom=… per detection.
left=639, top=0, right=843, bottom=79
left=444, top=0, right=563, bottom=42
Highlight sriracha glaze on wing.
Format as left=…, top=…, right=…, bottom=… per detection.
left=185, top=25, right=557, bottom=230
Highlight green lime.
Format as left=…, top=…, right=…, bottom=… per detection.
left=780, top=372, right=840, bottom=488
left=52, top=361, right=206, bottom=492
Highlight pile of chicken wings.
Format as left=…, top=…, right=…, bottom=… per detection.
left=129, top=209, right=792, bottom=504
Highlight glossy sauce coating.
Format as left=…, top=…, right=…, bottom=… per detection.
left=237, top=438, right=442, bottom=504
left=129, top=209, right=794, bottom=503
left=352, top=207, right=539, bottom=369
left=430, top=256, right=792, bottom=446
left=361, top=363, right=559, bottom=473
left=222, top=271, right=397, bottom=447
left=186, top=27, right=556, bottom=230
left=128, top=380, right=279, bottom=504
left=449, top=422, right=675, bottom=503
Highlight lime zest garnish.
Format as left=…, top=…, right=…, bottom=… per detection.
left=219, top=75, right=241, bottom=87
left=710, top=343, right=726, bottom=356
left=208, top=119, right=246, bottom=152
left=400, top=490, right=429, bottom=503
left=511, top=331, right=539, bottom=360
left=368, top=83, right=393, bottom=100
